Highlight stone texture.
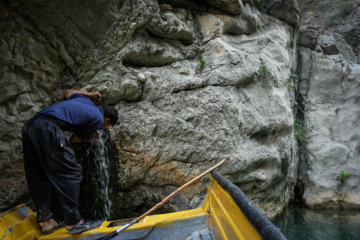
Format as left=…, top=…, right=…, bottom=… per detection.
left=9, top=0, right=360, bottom=221
left=267, top=0, right=300, bottom=27
left=297, top=0, right=360, bottom=210
left=205, top=0, right=243, bottom=14
left=318, top=35, right=339, bottom=55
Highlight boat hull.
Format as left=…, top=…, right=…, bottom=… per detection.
left=1, top=171, right=286, bottom=240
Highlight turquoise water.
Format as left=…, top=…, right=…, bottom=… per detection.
left=274, top=208, right=360, bottom=240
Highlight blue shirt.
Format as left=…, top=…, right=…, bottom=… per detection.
left=39, top=93, right=104, bottom=140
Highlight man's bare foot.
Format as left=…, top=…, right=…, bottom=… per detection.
left=66, top=219, right=84, bottom=231
left=41, top=219, right=58, bottom=233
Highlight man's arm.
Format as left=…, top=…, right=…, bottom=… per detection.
left=64, top=90, right=101, bottom=101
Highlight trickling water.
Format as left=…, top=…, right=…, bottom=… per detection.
left=86, top=130, right=112, bottom=220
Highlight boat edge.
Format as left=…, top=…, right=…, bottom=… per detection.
left=211, top=170, right=287, bottom=240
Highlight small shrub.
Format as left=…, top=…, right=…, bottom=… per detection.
left=299, top=0, right=306, bottom=11
left=337, top=170, right=350, bottom=185
left=319, top=1, right=331, bottom=7
left=335, top=107, right=340, bottom=113
left=258, top=24, right=265, bottom=34
left=328, top=1, right=354, bottom=19
left=198, top=54, right=206, bottom=69
left=328, top=10, right=341, bottom=19
left=291, top=74, right=299, bottom=81
left=294, top=119, right=309, bottom=145
left=260, top=61, right=271, bottom=77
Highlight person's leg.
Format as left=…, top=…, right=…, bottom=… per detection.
left=40, top=120, right=102, bottom=234
left=22, top=115, right=57, bottom=233
left=34, top=117, right=83, bottom=226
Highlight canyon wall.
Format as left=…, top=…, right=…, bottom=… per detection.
left=0, top=0, right=358, bottom=220
left=297, top=0, right=360, bottom=210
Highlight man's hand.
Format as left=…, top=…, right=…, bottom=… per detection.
left=91, top=131, right=100, bottom=139
left=90, top=91, right=101, bottom=102
left=70, top=134, right=82, bottom=143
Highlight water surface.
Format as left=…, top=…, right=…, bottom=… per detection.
left=274, top=208, right=360, bottom=240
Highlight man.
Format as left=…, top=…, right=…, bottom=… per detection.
left=22, top=89, right=118, bottom=235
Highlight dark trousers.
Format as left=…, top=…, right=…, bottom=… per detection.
left=22, top=113, right=82, bottom=225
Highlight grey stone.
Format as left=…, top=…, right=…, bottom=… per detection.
left=205, top=0, right=243, bottom=15
left=297, top=0, right=360, bottom=209
left=318, top=35, right=339, bottom=55
left=299, top=30, right=318, bottom=50
left=265, top=0, right=300, bottom=27
left=0, top=0, right=358, bottom=221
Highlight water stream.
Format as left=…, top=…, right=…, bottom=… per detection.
left=84, top=130, right=112, bottom=220
left=274, top=207, right=360, bottom=240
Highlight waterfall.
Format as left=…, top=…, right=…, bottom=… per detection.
left=86, top=130, right=112, bottom=220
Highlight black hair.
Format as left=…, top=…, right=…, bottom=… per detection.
left=103, top=105, right=118, bottom=125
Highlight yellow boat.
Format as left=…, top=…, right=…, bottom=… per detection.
left=0, top=171, right=286, bottom=240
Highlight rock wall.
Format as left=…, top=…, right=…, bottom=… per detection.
left=297, top=0, right=360, bottom=209
left=0, top=0, right=303, bottom=220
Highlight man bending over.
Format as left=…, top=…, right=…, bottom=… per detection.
left=22, top=90, right=118, bottom=235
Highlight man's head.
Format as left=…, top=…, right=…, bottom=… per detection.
left=101, top=105, right=119, bottom=129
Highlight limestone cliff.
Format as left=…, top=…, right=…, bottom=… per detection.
left=297, top=0, right=360, bottom=210
left=0, top=0, right=357, bottom=220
